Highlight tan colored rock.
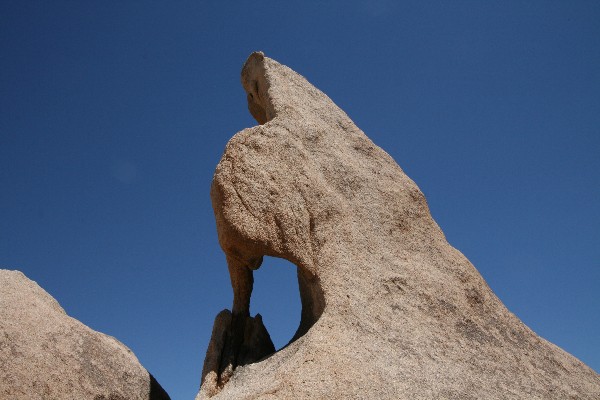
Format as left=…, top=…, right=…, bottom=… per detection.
left=198, top=310, right=275, bottom=398
left=0, top=269, right=170, bottom=400
left=198, top=52, right=600, bottom=399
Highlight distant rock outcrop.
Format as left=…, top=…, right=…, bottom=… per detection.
left=0, top=270, right=170, bottom=400
left=198, top=52, right=600, bottom=399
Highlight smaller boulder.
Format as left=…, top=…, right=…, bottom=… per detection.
left=0, top=269, right=170, bottom=400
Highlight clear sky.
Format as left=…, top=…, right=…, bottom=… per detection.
left=1, top=2, right=599, bottom=399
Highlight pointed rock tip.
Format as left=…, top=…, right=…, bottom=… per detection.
left=241, top=51, right=274, bottom=124
left=243, top=51, right=266, bottom=69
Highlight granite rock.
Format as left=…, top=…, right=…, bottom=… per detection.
left=0, top=269, right=170, bottom=400
left=198, top=52, right=600, bottom=399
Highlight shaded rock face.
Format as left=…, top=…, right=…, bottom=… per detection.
left=0, top=270, right=170, bottom=400
left=198, top=52, right=600, bottom=399
left=199, top=310, right=275, bottom=398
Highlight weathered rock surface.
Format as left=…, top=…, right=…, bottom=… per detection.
left=0, top=269, right=170, bottom=400
left=198, top=52, right=600, bottom=399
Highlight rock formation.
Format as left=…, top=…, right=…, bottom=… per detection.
left=197, top=52, right=600, bottom=399
left=0, top=269, right=170, bottom=400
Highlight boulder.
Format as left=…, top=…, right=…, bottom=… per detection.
left=198, top=52, right=600, bottom=399
left=0, top=269, right=170, bottom=400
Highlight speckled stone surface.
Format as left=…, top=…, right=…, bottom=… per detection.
left=0, top=269, right=170, bottom=400
left=198, top=52, right=599, bottom=399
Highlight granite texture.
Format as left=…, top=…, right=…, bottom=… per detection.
left=0, top=269, right=170, bottom=400
left=197, top=52, right=600, bottom=399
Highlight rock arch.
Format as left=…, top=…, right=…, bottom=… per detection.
left=197, top=52, right=600, bottom=399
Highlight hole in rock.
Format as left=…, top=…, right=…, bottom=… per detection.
left=251, top=256, right=302, bottom=350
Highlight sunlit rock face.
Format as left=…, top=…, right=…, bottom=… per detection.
left=198, top=52, right=600, bottom=399
left=0, top=270, right=170, bottom=400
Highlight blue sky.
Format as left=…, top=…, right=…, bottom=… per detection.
left=1, top=2, right=598, bottom=399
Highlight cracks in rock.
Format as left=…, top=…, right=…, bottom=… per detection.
left=231, top=182, right=262, bottom=222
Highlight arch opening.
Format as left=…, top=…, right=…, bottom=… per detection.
left=199, top=254, right=324, bottom=396
left=250, top=256, right=302, bottom=350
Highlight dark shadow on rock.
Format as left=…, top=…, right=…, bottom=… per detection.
left=149, top=373, right=171, bottom=400
left=198, top=310, right=275, bottom=397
